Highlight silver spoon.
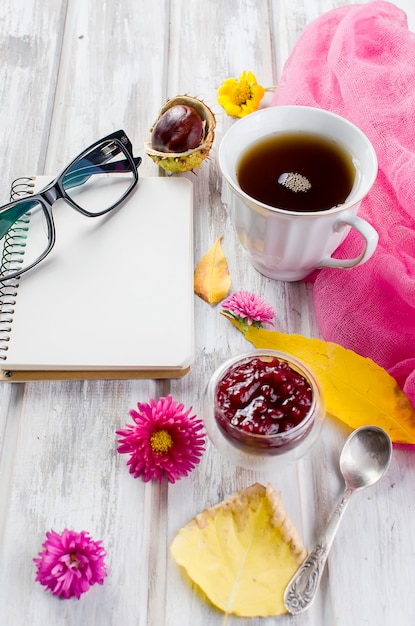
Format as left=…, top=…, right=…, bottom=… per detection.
left=284, top=425, right=392, bottom=615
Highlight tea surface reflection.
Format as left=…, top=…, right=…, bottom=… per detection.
left=236, top=132, right=356, bottom=212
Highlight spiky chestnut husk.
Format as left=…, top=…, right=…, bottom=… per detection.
left=144, top=95, right=216, bottom=173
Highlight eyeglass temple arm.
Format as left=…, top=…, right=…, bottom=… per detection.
left=63, top=156, right=142, bottom=190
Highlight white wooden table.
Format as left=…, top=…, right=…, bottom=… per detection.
left=0, top=1, right=414, bottom=624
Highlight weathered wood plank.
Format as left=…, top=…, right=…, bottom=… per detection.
left=0, top=0, right=414, bottom=624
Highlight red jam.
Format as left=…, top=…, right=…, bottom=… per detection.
left=215, top=356, right=313, bottom=450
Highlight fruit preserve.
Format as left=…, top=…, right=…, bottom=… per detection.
left=212, top=351, right=321, bottom=455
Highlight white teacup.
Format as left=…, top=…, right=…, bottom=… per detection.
left=219, top=105, right=378, bottom=281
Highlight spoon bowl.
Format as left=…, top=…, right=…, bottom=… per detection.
left=340, top=426, right=392, bottom=490
left=284, top=425, right=392, bottom=615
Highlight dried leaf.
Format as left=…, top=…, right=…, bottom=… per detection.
left=170, top=483, right=306, bottom=617
left=225, top=316, right=415, bottom=444
left=194, top=236, right=231, bottom=304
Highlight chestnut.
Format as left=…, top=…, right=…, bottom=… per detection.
left=151, top=105, right=203, bottom=153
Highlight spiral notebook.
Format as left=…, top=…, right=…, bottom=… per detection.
left=0, top=175, right=194, bottom=381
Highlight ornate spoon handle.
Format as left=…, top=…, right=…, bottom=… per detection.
left=284, top=487, right=354, bottom=615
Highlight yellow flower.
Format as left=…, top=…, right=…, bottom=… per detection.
left=217, top=70, right=266, bottom=118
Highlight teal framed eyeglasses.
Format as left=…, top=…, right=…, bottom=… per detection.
left=0, top=129, right=142, bottom=281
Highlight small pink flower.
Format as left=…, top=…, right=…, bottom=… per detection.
left=116, top=395, right=205, bottom=483
left=222, top=290, right=275, bottom=328
left=34, top=529, right=107, bottom=599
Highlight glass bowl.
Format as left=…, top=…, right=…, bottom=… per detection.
left=203, top=349, right=325, bottom=470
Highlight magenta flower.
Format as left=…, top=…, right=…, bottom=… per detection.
left=116, top=395, right=205, bottom=483
left=222, top=290, right=275, bottom=328
left=34, top=529, right=107, bottom=599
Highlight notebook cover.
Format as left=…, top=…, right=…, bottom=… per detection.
left=0, top=176, right=194, bottom=380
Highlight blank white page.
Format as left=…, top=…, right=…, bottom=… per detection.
left=2, top=176, right=193, bottom=374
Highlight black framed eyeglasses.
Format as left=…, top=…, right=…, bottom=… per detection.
left=0, top=129, right=142, bottom=281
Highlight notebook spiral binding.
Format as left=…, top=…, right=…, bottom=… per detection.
left=0, top=177, right=36, bottom=361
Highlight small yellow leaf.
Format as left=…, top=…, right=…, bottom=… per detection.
left=194, top=236, right=231, bottom=304
left=171, top=483, right=306, bottom=617
left=226, top=316, right=415, bottom=444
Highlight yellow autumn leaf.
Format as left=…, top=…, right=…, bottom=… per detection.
left=225, top=316, right=415, bottom=444
left=194, top=236, right=231, bottom=304
left=170, top=483, right=306, bottom=617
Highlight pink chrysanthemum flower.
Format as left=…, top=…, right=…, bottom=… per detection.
left=222, top=290, right=275, bottom=328
left=34, top=529, right=107, bottom=599
left=116, top=395, right=205, bottom=483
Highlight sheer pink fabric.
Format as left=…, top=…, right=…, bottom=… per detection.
left=271, top=1, right=415, bottom=408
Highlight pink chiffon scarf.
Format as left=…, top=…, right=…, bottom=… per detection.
left=271, top=1, right=415, bottom=408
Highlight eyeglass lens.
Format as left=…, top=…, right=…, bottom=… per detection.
left=62, top=139, right=136, bottom=214
left=0, top=199, right=51, bottom=280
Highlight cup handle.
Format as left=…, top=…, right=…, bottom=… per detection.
left=317, top=215, right=378, bottom=269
